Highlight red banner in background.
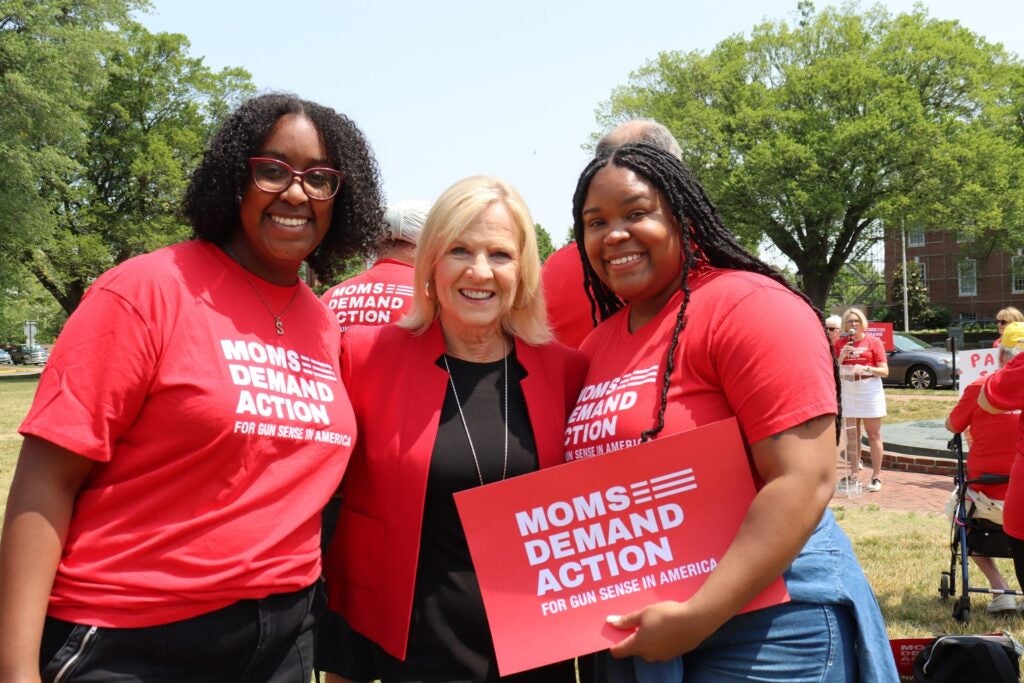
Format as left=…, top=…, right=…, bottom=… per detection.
left=866, top=321, right=894, bottom=351
left=454, top=417, right=789, bottom=676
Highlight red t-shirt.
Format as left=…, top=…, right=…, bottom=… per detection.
left=566, top=267, right=836, bottom=464
left=541, top=244, right=595, bottom=348
left=20, top=241, right=356, bottom=627
left=986, top=355, right=1024, bottom=536
left=320, top=258, right=414, bottom=332
left=835, top=334, right=887, bottom=369
left=947, top=377, right=1017, bottom=498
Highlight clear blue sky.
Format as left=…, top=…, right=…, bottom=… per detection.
left=137, top=1, right=1024, bottom=246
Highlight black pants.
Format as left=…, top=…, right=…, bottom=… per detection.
left=40, top=582, right=323, bottom=682
left=1010, top=536, right=1024, bottom=592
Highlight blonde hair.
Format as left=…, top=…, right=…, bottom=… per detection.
left=997, top=307, right=1024, bottom=323
left=400, top=176, right=552, bottom=345
left=841, top=307, right=869, bottom=331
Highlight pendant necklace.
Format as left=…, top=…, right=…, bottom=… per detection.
left=222, top=246, right=300, bottom=335
left=442, top=350, right=509, bottom=486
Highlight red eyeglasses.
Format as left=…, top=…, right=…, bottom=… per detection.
left=248, top=157, right=344, bottom=200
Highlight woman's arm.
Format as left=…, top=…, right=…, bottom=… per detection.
left=852, top=361, right=888, bottom=379
left=946, top=383, right=980, bottom=432
left=0, top=437, right=95, bottom=682
left=607, top=414, right=835, bottom=661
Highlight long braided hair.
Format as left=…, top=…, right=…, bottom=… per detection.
left=571, top=143, right=842, bottom=443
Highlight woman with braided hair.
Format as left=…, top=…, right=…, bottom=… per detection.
left=567, top=143, right=895, bottom=682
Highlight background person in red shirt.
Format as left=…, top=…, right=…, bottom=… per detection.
left=825, top=314, right=842, bottom=348
left=979, top=322, right=1024, bottom=592
left=836, top=307, right=889, bottom=492
left=321, top=200, right=430, bottom=333
left=945, top=330, right=1021, bottom=613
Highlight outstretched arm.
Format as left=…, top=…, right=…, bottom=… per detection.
left=607, top=414, right=836, bottom=661
left=0, top=436, right=94, bottom=682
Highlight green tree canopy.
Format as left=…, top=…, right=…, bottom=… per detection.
left=598, top=2, right=1024, bottom=308
left=534, top=223, right=555, bottom=262
left=0, top=1, right=141, bottom=292
left=1, top=1, right=254, bottom=315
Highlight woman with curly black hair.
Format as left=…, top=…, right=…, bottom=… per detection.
left=566, top=143, right=896, bottom=682
left=0, top=93, right=383, bottom=682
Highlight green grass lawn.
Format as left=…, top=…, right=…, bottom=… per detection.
left=2, top=379, right=1021, bottom=652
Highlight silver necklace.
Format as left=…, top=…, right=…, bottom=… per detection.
left=442, top=351, right=509, bottom=486
left=222, top=246, right=300, bottom=335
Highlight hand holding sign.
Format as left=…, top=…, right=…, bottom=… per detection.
left=454, top=417, right=788, bottom=675
left=607, top=601, right=715, bottom=662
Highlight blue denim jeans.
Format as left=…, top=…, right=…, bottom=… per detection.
left=595, top=602, right=857, bottom=683
left=594, top=509, right=896, bottom=683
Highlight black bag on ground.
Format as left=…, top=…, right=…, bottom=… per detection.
left=912, top=632, right=1022, bottom=682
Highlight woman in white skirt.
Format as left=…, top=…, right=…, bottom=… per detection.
left=836, top=307, right=888, bottom=491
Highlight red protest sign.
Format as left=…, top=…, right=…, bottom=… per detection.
left=454, top=417, right=788, bottom=676
left=866, top=321, right=894, bottom=351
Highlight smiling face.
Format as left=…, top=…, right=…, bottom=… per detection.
left=234, top=114, right=335, bottom=283
left=581, top=164, right=684, bottom=329
left=433, top=202, right=521, bottom=344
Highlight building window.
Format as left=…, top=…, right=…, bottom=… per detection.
left=958, top=259, right=977, bottom=297
left=960, top=312, right=977, bottom=323
left=907, top=228, right=925, bottom=247
left=1012, top=255, right=1024, bottom=294
left=913, top=257, right=927, bottom=284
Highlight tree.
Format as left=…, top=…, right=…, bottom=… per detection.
left=0, top=2, right=255, bottom=315
left=890, top=261, right=928, bottom=321
left=598, top=3, right=1024, bottom=308
left=0, top=0, right=142, bottom=293
left=564, top=226, right=576, bottom=247
left=877, top=261, right=950, bottom=329
left=534, top=223, right=555, bottom=262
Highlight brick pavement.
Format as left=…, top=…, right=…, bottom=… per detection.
left=829, top=455, right=954, bottom=515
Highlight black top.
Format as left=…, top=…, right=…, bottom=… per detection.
left=372, top=350, right=573, bottom=683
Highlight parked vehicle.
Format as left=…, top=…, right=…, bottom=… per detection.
left=10, top=343, right=48, bottom=365
left=0, top=348, right=11, bottom=365
left=884, top=332, right=954, bottom=389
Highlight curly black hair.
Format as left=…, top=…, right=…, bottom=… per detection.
left=182, top=93, right=385, bottom=278
left=571, top=143, right=841, bottom=443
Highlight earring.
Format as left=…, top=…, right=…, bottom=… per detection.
left=424, top=281, right=432, bottom=299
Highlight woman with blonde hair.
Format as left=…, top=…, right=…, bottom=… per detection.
left=993, top=307, right=1024, bottom=347
left=322, top=176, right=585, bottom=682
left=836, top=307, right=889, bottom=492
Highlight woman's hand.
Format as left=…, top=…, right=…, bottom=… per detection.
left=607, top=600, right=714, bottom=661
left=605, top=415, right=836, bottom=662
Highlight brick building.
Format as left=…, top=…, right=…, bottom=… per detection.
left=884, top=228, right=1024, bottom=323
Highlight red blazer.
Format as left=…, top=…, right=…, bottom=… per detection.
left=325, top=321, right=587, bottom=659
